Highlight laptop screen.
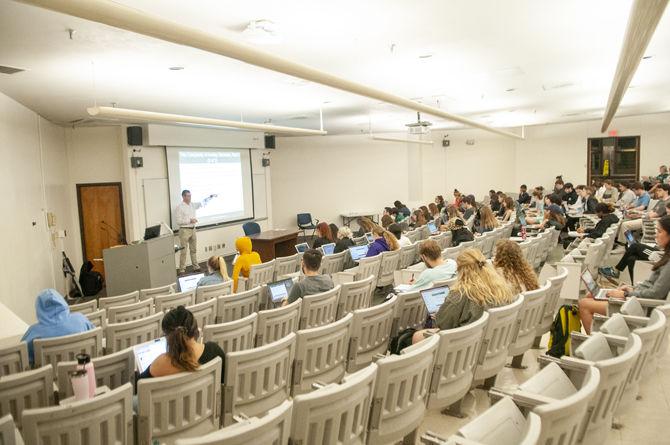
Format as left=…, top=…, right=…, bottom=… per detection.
left=267, top=278, right=295, bottom=302
left=134, top=337, right=167, bottom=373
left=624, top=230, right=635, bottom=247
left=295, top=243, right=310, bottom=253
left=178, top=273, right=204, bottom=292
left=349, top=245, right=369, bottom=261
left=321, top=243, right=336, bottom=256
left=365, top=232, right=374, bottom=244
left=427, top=221, right=438, bottom=235
left=581, top=270, right=600, bottom=296
left=420, top=286, right=450, bottom=315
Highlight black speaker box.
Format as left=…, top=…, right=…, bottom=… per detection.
left=127, top=126, right=143, bottom=146
left=264, top=135, right=276, bottom=149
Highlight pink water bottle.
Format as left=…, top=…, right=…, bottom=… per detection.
left=76, top=353, right=96, bottom=398
left=521, top=225, right=527, bottom=240
left=69, top=370, right=89, bottom=401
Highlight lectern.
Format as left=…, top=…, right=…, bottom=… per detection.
left=103, top=235, right=176, bottom=296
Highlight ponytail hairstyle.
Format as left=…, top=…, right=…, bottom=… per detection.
left=372, top=225, right=400, bottom=251
left=652, top=216, right=670, bottom=271
left=162, top=306, right=200, bottom=372
left=207, top=255, right=229, bottom=279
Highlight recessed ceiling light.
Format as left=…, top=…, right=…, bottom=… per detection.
left=505, top=88, right=516, bottom=92
left=169, top=66, right=184, bottom=71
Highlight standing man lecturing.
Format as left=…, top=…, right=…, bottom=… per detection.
left=175, top=189, right=217, bottom=273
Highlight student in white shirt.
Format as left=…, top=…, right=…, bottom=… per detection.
left=388, top=223, right=412, bottom=248
left=616, top=182, right=636, bottom=208
left=406, top=239, right=457, bottom=291
left=174, top=189, right=216, bottom=273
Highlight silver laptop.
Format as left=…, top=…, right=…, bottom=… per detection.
left=133, top=337, right=167, bottom=373
left=581, top=270, right=608, bottom=300
left=427, top=221, right=439, bottom=235
left=267, top=278, right=295, bottom=303
left=178, top=273, right=204, bottom=292
left=295, top=242, right=310, bottom=253
left=321, top=243, right=336, bottom=256
left=420, top=285, right=450, bottom=315
left=348, top=245, right=369, bottom=261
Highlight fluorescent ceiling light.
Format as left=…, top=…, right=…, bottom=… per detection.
left=371, top=135, right=433, bottom=145
left=87, top=106, right=327, bottom=136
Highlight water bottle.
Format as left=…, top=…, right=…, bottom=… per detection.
left=69, top=370, right=89, bottom=401
left=76, top=353, right=96, bottom=398
left=521, top=225, right=527, bottom=240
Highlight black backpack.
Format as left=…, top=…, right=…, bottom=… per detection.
left=79, top=261, right=104, bottom=296
left=451, top=227, right=474, bottom=246
left=546, top=304, right=582, bottom=358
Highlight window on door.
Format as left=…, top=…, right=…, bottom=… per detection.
left=587, top=136, right=640, bottom=185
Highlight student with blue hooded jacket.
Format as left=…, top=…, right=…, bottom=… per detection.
left=365, top=225, right=400, bottom=257
left=22, top=289, right=94, bottom=365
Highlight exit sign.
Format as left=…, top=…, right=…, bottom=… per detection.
left=608, top=129, right=618, bottom=136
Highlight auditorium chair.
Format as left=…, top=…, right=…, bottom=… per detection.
left=203, top=313, right=257, bottom=353
left=98, top=290, right=139, bottom=310
left=298, top=285, right=341, bottom=329
left=255, top=299, right=301, bottom=347
left=335, top=274, right=375, bottom=319
left=154, top=289, right=196, bottom=313
left=508, top=282, right=551, bottom=368
left=33, top=327, right=103, bottom=368
left=347, top=295, right=397, bottom=372
left=215, top=286, right=261, bottom=323
left=0, top=342, right=29, bottom=377
left=0, top=365, right=54, bottom=429
left=185, top=298, right=217, bottom=329
left=105, top=312, right=163, bottom=353
left=56, top=347, right=135, bottom=399
left=195, top=280, right=233, bottom=304
left=68, top=299, right=98, bottom=314
left=273, top=253, right=301, bottom=280
left=107, top=298, right=154, bottom=323
left=139, top=283, right=175, bottom=301
left=85, top=308, right=107, bottom=330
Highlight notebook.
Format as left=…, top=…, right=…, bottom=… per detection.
left=267, top=278, right=295, bottom=303
left=134, top=337, right=167, bottom=373
left=178, top=273, right=204, bottom=292
left=420, top=285, right=450, bottom=315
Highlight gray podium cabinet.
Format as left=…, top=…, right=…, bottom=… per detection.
left=103, top=235, right=176, bottom=297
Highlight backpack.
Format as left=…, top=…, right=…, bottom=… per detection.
left=451, top=227, right=474, bottom=246
left=389, top=328, right=416, bottom=355
left=546, top=304, right=582, bottom=357
left=79, top=261, right=104, bottom=296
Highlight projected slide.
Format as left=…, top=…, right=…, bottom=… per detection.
left=167, top=148, right=254, bottom=228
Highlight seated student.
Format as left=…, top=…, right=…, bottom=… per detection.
left=231, top=236, right=262, bottom=292
left=581, top=186, right=598, bottom=214
left=22, top=289, right=94, bottom=365
left=579, top=215, right=670, bottom=334
left=517, top=184, right=531, bottom=205
left=394, top=200, right=411, bottom=218
left=500, top=197, right=515, bottom=222
left=197, top=255, right=230, bottom=287
left=616, top=182, right=636, bottom=208
left=554, top=179, right=566, bottom=201
left=475, top=206, right=500, bottom=234
left=440, top=204, right=461, bottom=228
left=618, top=184, right=670, bottom=243
left=601, top=201, right=670, bottom=282
left=493, top=240, right=540, bottom=294
left=329, top=223, right=339, bottom=241
left=354, top=216, right=377, bottom=237
left=410, top=210, right=427, bottom=228
left=381, top=214, right=394, bottom=229
left=629, top=182, right=651, bottom=211
left=388, top=223, right=412, bottom=248
left=366, top=225, right=400, bottom=257
left=412, top=248, right=515, bottom=343
left=528, top=189, right=544, bottom=213
left=334, top=226, right=355, bottom=253
left=284, top=249, right=334, bottom=304
left=565, top=184, right=586, bottom=230
left=419, top=205, right=431, bottom=223
left=406, top=239, right=457, bottom=291
left=435, top=195, right=446, bottom=212
left=453, top=189, right=463, bottom=208
left=428, top=203, right=440, bottom=220
left=601, top=179, right=619, bottom=204
left=489, top=190, right=501, bottom=212
left=562, top=183, right=578, bottom=207
left=539, top=204, right=567, bottom=232
left=451, top=218, right=475, bottom=246
left=461, top=196, right=476, bottom=224
left=139, top=306, right=225, bottom=381
left=312, top=222, right=335, bottom=249
left=643, top=165, right=669, bottom=190
left=576, top=203, right=619, bottom=239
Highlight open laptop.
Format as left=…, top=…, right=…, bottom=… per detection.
left=178, top=272, right=204, bottom=292
left=321, top=243, right=336, bottom=256
left=267, top=278, right=295, bottom=303
left=420, top=286, right=450, bottom=315
left=624, top=230, right=636, bottom=247
left=581, top=270, right=608, bottom=300
left=144, top=224, right=161, bottom=241
left=134, top=337, right=167, bottom=373
left=427, top=221, right=439, bottom=235
left=365, top=232, right=374, bottom=244
left=295, top=243, right=310, bottom=253
left=348, top=245, right=369, bottom=261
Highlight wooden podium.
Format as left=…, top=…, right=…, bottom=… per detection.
left=248, top=230, right=299, bottom=262
left=103, top=235, right=176, bottom=296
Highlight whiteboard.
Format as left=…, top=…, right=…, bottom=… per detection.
left=143, top=178, right=171, bottom=227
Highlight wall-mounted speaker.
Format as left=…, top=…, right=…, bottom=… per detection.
left=127, top=126, right=143, bottom=146
left=264, top=135, right=276, bottom=149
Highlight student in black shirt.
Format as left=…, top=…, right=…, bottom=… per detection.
left=563, top=183, right=578, bottom=206
left=139, top=306, right=225, bottom=382
left=334, top=226, right=355, bottom=253
left=517, top=184, right=531, bottom=205
left=312, top=222, right=335, bottom=249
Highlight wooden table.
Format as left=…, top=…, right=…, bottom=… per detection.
left=248, top=230, right=300, bottom=262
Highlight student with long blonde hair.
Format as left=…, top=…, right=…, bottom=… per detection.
left=366, top=225, right=400, bottom=257
left=476, top=206, right=500, bottom=234
left=493, top=240, right=539, bottom=294
left=413, top=248, right=515, bottom=343
left=197, top=255, right=230, bottom=287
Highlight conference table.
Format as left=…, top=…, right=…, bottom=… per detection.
left=249, top=229, right=300, bottom=262
left=341, top=211, right=379, bottom=227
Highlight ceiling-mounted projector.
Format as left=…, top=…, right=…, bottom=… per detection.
left=406, top=112, right=432, bottom=135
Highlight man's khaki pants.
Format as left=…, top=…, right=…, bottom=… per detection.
left=618, top=218, right=643, bottom=243
left=179, top=228, right=198, bottom=271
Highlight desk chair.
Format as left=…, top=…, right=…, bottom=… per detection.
left=297, top=213, right=318, bottom=238
left=242, top=221, right=261, bottom=236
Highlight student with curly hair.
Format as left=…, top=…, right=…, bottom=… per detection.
left=493, top=240, right=540, bottom=294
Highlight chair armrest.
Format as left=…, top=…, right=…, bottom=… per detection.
left=621, top=314, right=650, bottom=327
left=607, top=299, right=624, bottom=315
left=556, top=356, right=592, bottom=373
left=237, top=277, right=247, bottom=292
left=570, top=331, right=589, bottom=351
left=635, top=298, right=666, bottom=308
left=537, top=355, right=561, bottom=369
left=509, top=390, right=556, bottom=410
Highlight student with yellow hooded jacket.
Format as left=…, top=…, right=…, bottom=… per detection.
left=232, top=236, right=262, bottom=292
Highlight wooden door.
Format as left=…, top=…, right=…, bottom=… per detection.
left=77, top=183, right=126, bottom=277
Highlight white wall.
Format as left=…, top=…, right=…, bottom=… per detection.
left=0, top=92, right=74, bottom=325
